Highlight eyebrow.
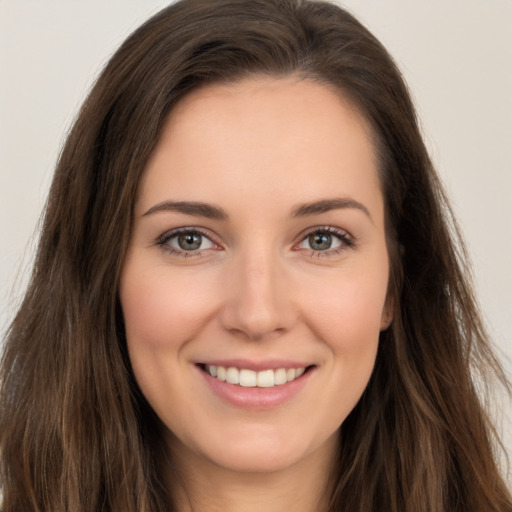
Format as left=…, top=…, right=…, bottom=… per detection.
left=142, top=197, right=372, bottom=222
left=291, top=198, right=373, bottom=222
left=143, top=200, right=228, bottom=219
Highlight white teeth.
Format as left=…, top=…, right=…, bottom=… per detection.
left=205, top=365, right=308, bottom=387
left=226, top=367, right=239, bottom=385
left=239, top=369, right=256, bottom=387
left=274, top=368, right=287, bottom=385
left=217, top=366, right=226, bottom=381
left=257, top=369, right=274, bottom=388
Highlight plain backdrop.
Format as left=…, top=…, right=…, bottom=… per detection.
left=1, top=0, right=510, bottom=469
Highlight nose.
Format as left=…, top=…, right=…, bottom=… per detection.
left=219, top=249, right=297, bottom=341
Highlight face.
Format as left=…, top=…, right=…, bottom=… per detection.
left=120, top=77, right=392, bottom=475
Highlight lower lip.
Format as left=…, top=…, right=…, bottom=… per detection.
left=197, top=366, right=314, bottom=409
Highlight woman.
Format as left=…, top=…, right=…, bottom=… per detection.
left=1, top=0, right=510, bottom=510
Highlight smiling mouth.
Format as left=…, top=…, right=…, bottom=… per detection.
left=200, top=364, right=313, bottom=388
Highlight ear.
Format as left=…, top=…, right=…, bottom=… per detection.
left=380, top=294, right=394, bottom=331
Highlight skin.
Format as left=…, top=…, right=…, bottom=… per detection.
left=120, top=76, right=393, bottom=512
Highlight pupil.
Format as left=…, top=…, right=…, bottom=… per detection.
left=178, top=233, right=202, bottom=250
left=309, top=233, right=331, bottom=250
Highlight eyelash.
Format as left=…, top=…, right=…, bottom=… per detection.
left=156, top=226, right=355, bottom=258
left=297, top=226, right=355, bottom=258
left=156, top=227, right=217, bottom=258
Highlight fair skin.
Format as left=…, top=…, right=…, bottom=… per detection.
left=120, top=76, right=392, bottom=512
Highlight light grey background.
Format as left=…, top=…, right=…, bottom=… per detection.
left=1, top=1, right=510, bottom=471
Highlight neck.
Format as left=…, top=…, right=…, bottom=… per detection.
left=166, top=434, right=338, bottom=512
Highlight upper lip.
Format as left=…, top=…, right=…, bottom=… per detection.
left=197, top=359, right=314, bottom=372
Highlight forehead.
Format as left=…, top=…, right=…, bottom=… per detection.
left=136, top=76, right=383, bottom=222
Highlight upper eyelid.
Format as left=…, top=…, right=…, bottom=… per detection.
left=157, top=226, right=217, bottom=244
left=296, top=225, right=352, bottom=241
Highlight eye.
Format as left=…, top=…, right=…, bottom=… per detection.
left=300, top=232, right=341, bottom=251
left=157, top=228, right=217, bottom=255
left=174, top=232, right=211, bottom=251
left=297, top=227, right=353, bottom=254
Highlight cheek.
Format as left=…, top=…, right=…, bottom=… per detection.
left=120, top=264, right=218, bottom=350
left=302, top=264, right=389, bottom=349
left=119, top=261, right=222, bottom=426
left=314, top=280, right=384, bottom=420
left=297, top=252, right=389, bottom=411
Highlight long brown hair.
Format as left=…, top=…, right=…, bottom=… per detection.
left=1, top=1, right=510, bottom=510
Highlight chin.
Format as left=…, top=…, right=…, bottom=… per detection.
left=171, top=421, right=339, bottom=475
left=212, top=443, right=305, bottom=473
